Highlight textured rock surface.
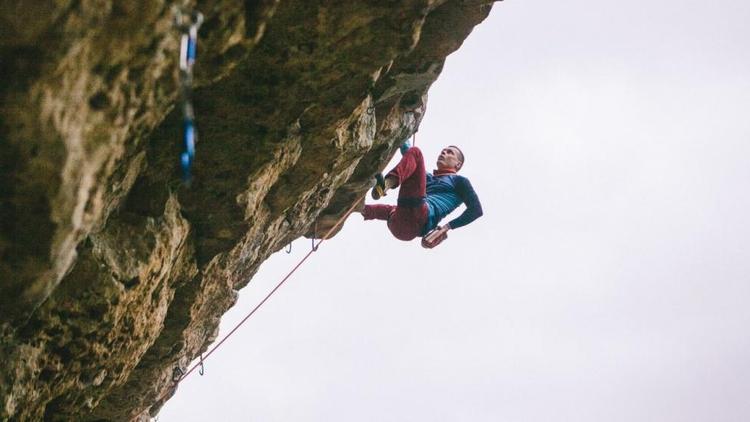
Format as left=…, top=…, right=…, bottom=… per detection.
left=0, top=1, right=497, bottom=419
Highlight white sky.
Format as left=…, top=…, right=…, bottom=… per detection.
left=159, top=1, right=750, bottom=420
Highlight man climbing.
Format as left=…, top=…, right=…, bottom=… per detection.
left=358, top=141, right=483, bottom=248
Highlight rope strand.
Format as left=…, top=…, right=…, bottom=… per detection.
left=176, top=199, right=361, bottom=382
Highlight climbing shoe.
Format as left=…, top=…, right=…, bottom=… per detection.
left=371, top=173, right=386, bottom=200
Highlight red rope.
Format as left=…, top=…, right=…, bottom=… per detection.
left=176, top=199, right=361, bottom=382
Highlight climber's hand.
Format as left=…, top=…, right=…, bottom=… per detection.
left=421, top=225, right=449, bottom=249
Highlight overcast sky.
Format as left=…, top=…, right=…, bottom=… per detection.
left=159, top=1, right=750, bottom=420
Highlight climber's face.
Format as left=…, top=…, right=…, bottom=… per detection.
left=436, top=146, right=463, bottom=171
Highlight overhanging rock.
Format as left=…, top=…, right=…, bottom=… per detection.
left=0, top=1, right=499, bottom=419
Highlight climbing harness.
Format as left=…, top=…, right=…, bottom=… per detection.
left=174, top=7, right=204, bottom=183
left=172, top=200, right=361, bottom=383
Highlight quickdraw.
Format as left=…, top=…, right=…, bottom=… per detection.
left=174, top=7, right=204, bottom=183
left=172, top=366, right=184, bottom=383
left=311, top=221, right=319, bottom=252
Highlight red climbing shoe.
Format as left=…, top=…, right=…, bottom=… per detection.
left=371, top=173, right=386, bottom=200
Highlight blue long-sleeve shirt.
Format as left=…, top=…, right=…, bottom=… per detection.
left=424, top=173, right=483, bottom=233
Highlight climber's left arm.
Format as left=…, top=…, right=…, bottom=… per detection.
left=446, top=176, right=483, bottom=231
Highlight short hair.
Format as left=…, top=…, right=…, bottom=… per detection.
left=448, top=145, right=465, bottom=168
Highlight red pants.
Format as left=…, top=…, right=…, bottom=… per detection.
left=363, top=147, right=428, bottom=241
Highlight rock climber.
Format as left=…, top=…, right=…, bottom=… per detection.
left=357, top=141, right=483, bottom=248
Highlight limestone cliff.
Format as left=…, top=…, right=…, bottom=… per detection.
left=0, top=1, right=497, bottom=419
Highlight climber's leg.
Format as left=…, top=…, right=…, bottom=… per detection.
left=386, top=147, right=428, bottom=241
left=386, top=203, right=428, bottom=241
left=363, top=146, right=428, bottom=241
left=362, top=204, right=395, bottom=221
left=385, top=146, right=427, bottom=200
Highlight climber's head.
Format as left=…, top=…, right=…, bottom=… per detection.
left=436, top=145, right=464, bottom=172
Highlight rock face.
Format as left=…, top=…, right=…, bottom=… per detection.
left=0, top=1, right=497, bottom=419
